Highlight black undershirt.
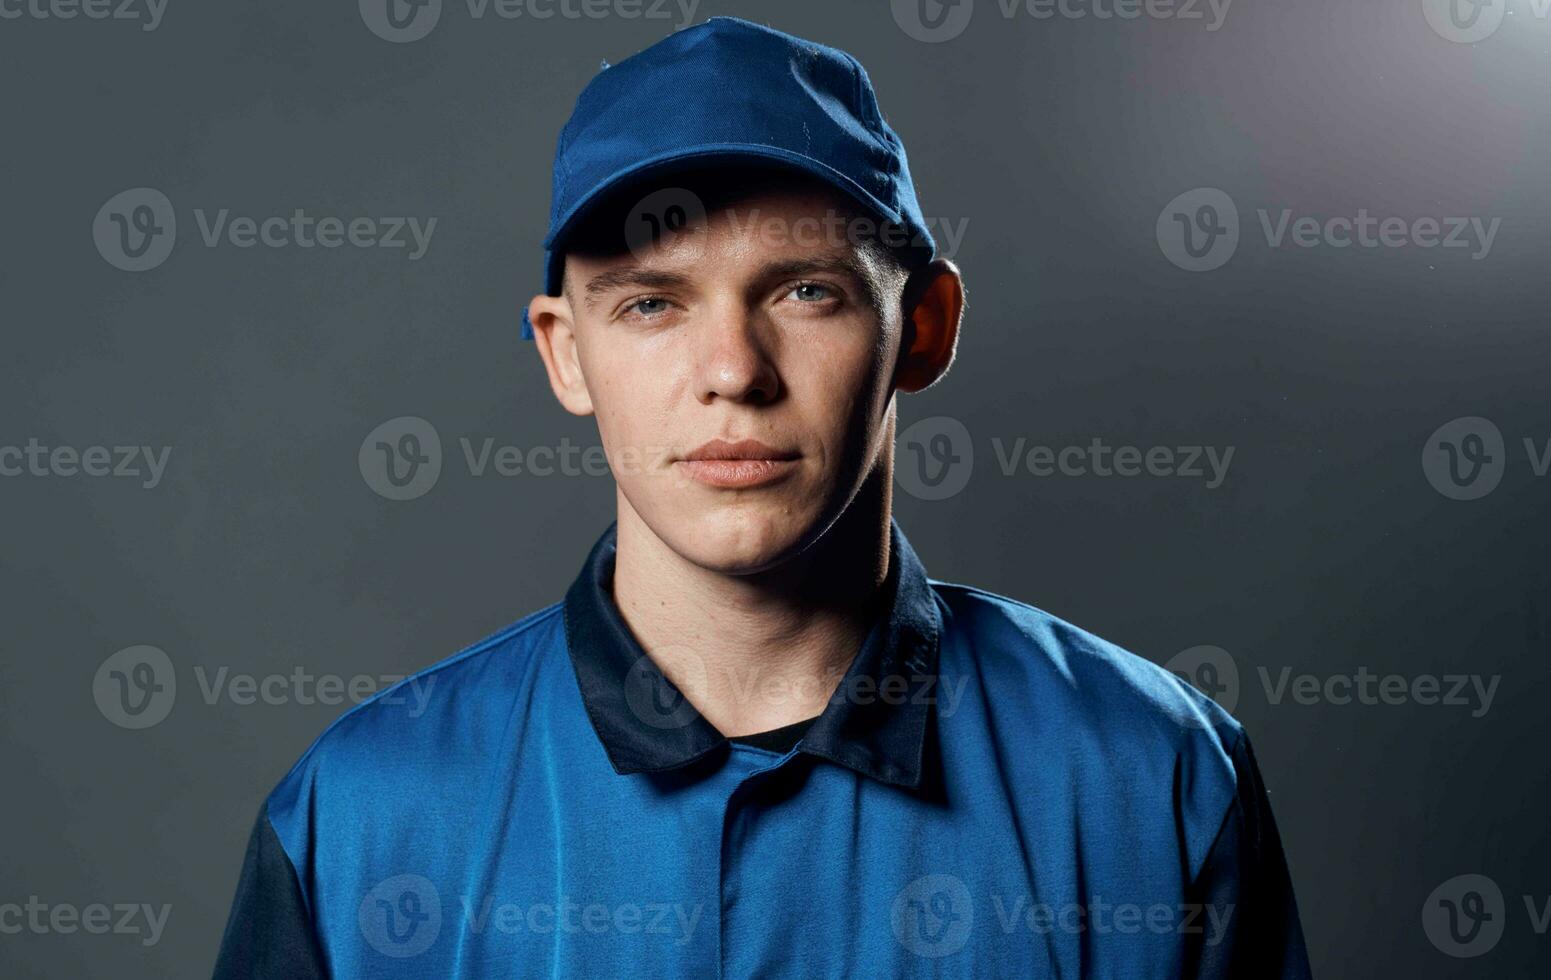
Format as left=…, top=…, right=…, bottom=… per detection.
left=726, top=714, right=821, bottom=753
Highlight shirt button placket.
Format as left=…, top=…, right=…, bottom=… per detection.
left=718, top=755, right=796, bottom=979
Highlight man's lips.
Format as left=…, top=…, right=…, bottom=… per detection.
left=680, top=439, right=799, bottom=462
left=676, top=439, right=800, bottom=488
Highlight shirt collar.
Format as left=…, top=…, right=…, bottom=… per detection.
left=561, top=518, right=943, bottom=789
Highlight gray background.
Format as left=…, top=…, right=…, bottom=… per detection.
left=2, top=0, right=1548, bottom=976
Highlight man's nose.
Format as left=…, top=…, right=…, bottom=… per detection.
left=692, top=306, right=781, bottom=405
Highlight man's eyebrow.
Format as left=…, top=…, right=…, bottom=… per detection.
left=760, top=256, right=870, bottom=284
left=582, top=268, right=695, bottom=301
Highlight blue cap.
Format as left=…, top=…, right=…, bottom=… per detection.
left=520, top=17, right=936, bottom=339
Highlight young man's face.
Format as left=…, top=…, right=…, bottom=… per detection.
left=529, top=182, right=952, bottom=574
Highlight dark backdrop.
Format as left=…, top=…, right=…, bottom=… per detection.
left=2, top=0, right=1548, bottom=976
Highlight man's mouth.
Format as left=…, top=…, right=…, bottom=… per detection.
left=677, top=439, right=800, bottom=489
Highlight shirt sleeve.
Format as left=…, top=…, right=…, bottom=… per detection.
left=212, top=802, right=330, bottom=980
left=1185, top=731, right=1314, bottom=979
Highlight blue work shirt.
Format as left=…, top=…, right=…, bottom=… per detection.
left=214, top=519, right=1311, bottom=978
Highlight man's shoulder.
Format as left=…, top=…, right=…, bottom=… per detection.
left=262, top=602, right=567, bottom=816
left=930, top=579, right=1244, bottom=757
left=932, top=580, right=1246, bottom=872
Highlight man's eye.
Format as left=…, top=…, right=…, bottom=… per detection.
left=788, top=282, right=833, bottom=303
left=627, top=297, right=670, bottom=317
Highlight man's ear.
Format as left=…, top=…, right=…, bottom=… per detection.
left=894, top=259, right=965, bottom=393
left=526, top=292, right=595, bottom=417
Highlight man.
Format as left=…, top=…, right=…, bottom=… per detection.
left=214, top=17, right=1311, bottom=978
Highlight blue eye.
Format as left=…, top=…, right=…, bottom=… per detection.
left=789, top=282, right=831, bottom=302
left=630, top=297, right=670, bottom=316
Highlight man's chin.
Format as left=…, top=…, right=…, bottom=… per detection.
left=656, top=504, right=825, bottom=576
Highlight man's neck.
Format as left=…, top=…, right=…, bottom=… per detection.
left=611, top=473, right=892, bottom=738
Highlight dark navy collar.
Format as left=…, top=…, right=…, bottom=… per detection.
left=561, top=518, right=942, bottom=789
